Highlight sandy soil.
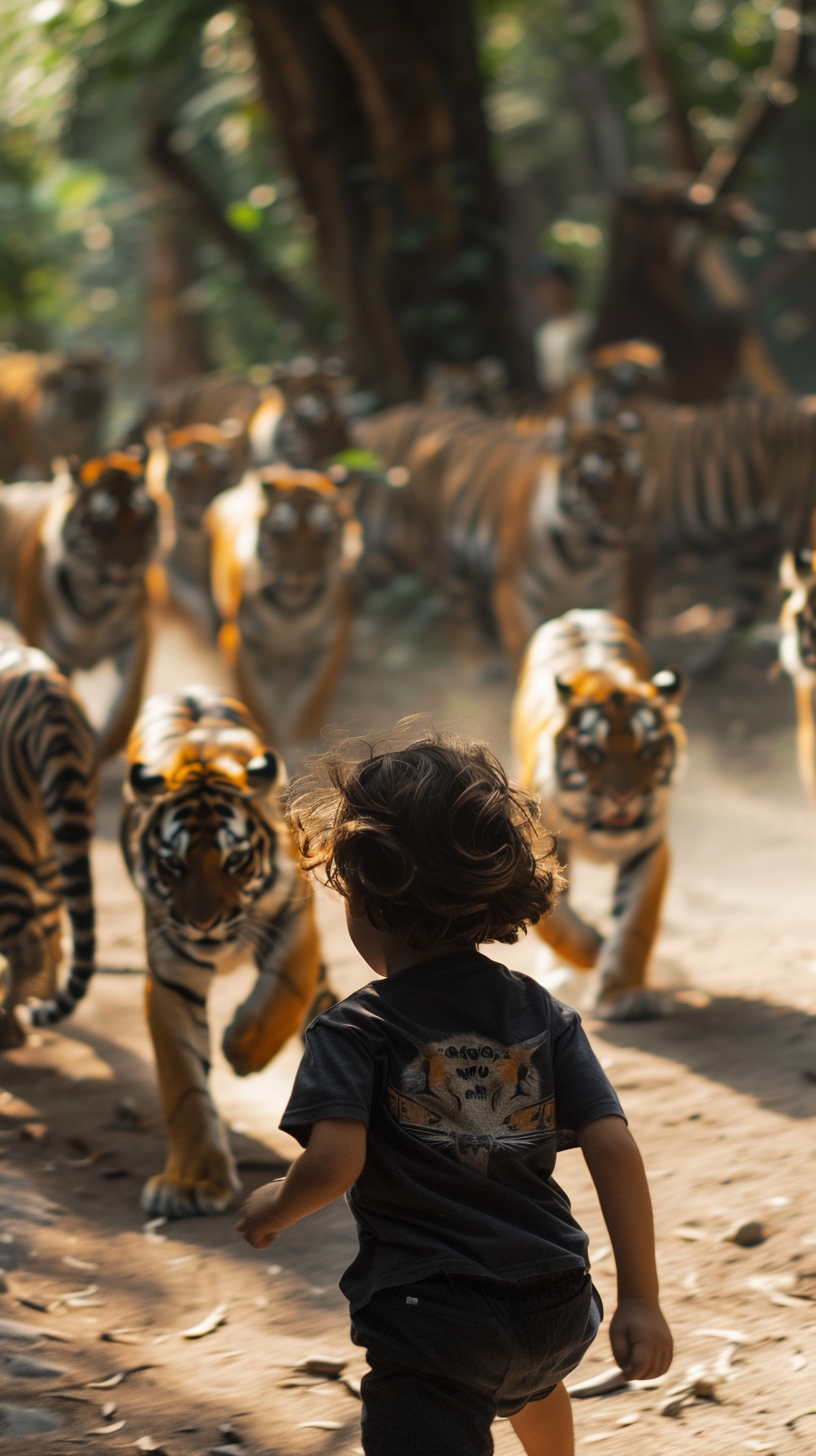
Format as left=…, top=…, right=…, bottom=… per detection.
left=1, top=582, right=816, bottom=1456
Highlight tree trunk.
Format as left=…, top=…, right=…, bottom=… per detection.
left=144, top=180, right=211, bottom=389
left=246, top=0, right=533, bottom=400
left=591, top=188, right=744, bottom=403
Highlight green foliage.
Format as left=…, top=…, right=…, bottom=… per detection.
left=0, top=0, right=814, bottom=391
left=0, top=0, right=330, bottom=404
left=476, top=0, right=816, bottom=387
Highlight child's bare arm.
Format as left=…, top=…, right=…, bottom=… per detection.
left=578, top=1115, right=673, bottom=1380
left=236, top=1118, right=367, bottom=1249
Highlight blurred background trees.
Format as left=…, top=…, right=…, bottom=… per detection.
left=1, top=0, right=815, bottom=422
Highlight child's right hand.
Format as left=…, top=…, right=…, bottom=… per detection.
left=609, top=1296, right=673, bottom=1381
left=235, top=1179, right=285, bottom=1248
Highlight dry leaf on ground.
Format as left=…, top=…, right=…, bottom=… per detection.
left=294, top=1355, right=346, bottom=1378
left=86, top=1364, right=157, bottom=1389
left=179, top=1303, right=228, bottom=1339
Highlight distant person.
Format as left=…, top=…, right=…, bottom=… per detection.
left=236, top=730, right=673, bottom=1456
left=531, top=256, right=594, bottom=397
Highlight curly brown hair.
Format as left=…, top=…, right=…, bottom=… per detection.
left=285, top=729, right=562, bottom=948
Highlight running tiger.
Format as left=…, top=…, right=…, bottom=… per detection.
left=354, top=404, right=644, bottom=665
left=617, top=394, right=816, bottom=642
left=0, top=631, right=97, bottom=1047
left=208, top=465, right=358, bottom=744
left=0, top=451, right=159, bottom=760
left=779, top=549, right=816, bottom=803
left=146, top=422, right=245, bottom=634
left=512, top=609, right=685, bottom=1019
left=121, top=688, right=333, bottom=1216
left=130, top=359, right=350, bottom=470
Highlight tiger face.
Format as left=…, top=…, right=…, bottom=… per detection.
left=127, top=750, right=281, bottom=947
left=554, top=668, right=685, bottom=843
left=590, top=340, right=667, bottom=417
left=66, top=452, right=158, bottom=585
left=165, top=424, right=241, bottom=528
left=261, top=371, right=349, bottom=468
left=556, top=422, right=643, bottom=548
left=256, top=466, right=350, bottom=614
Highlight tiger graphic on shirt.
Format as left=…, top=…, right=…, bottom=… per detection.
left=388, top=1032, right=555, bottom=1174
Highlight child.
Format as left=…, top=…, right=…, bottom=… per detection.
left=236, top=733, right=672, bottom=1456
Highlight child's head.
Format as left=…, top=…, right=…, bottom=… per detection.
left=287, top=731, right=561, bottom=949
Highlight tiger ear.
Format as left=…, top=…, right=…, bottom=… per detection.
left=129, top=762, right=167, bottom=799
left=246, top=750, right=280, bottom=792
left=651, top=667, right=686, bottom=703
left=555, top=675, right=574, bottom=703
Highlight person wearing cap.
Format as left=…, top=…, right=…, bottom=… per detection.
left=530, top=257, right=594, bottom=398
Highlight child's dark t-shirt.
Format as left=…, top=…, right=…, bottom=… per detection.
left=280, top=950, right=624, bottom=1314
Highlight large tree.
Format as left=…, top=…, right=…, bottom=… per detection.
left=246, top=0, right=533, bottom=399
left=590, top=0, right=813, bottom=400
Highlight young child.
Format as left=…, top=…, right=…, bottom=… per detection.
left=236, top=733, right=672, bottom=1456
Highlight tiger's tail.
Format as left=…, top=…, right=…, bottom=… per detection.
left=30, top=694, right=98, bottom=1027
left=794, top=677, right=816, bottom=807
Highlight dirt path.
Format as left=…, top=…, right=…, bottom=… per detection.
left=2, top=593, right=816, bottom=1456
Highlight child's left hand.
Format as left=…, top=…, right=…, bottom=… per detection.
left=235, top=1180, right=285, bottom=1248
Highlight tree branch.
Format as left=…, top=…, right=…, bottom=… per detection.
left=692, top=0, right=810, bottom=201
left=628, top=0, right=699, bottom=174
left=145, top=121, right=312, bottom=330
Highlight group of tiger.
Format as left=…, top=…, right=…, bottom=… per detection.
left=1, top=341, right=815, bottom=1219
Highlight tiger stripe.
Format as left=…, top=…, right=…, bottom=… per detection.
left=353, top=404, right=644, bottom=665
left=512, top=609, right=686, bottom=1021
left=0, top=634, right=98, bottom=1042
left=621, top=396, right=816, bottom=634
left=122, top=687, right=334, bottom=1218
left=0, top=452, right=160, bottom=760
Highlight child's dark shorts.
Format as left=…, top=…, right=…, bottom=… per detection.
left=350, top=1265, right=601, bottom=1456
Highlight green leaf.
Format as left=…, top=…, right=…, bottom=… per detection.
left=329, top=449, right=385, bottom=471
left=225, top=200, right=261, bottom=232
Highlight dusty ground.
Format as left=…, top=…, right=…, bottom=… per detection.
left=2, top=580, right=816, bottom=1456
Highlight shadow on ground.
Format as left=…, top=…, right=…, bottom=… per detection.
left=592, top=993, right=816, bottom=1118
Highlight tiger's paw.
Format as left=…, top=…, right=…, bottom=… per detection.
left=222, top=1020, right=278, bottom=1078
left=594, top=988, right=666, bottom=1022
left=141, top=1167, right=241, bottom=1219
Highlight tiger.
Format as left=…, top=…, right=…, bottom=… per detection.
left=0, top=450, right=160, bottom=760
left=129, top=358, right=350, bottom=471
left=145, top=422, right=246, bottom=634
left=612, top=394, right=816, bottom=644
left=128, top=370, right=261, bottom=444
left=511, top=609, right=686, bottom=1020
left=121, top=687, right=333, bottom=1217
left=0, top=350, right=111, bottom=481
left=246, top=366, right=351, bottom=468
left=353, top=404, right=645, bottom=666
left=779, top=547, right=816, bottom=804
left=422, top=357, right=510, bottom=416
left=0, top=628, right=97, bottom=1048
left=207, top=465, right=358, bottom=744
